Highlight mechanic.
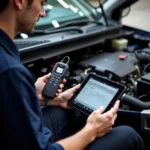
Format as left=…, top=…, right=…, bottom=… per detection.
left=0, top=0, right=144, bottom=150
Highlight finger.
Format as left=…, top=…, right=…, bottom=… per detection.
left=70, top=84, right=81, bottom=93
left=109, top=114, right=117, bottom=127
left=62, top=78, right=66, bottom=84
left=97, top=106, right=105, bottom=114
left=105, top=111, right=114, bottom=120
left=76, top=84, right=81, bottom=89
left=42, top=73, right=51, bottom=82
left=66, top=84, right=80, bottom=94
left=103, top=108, right=116, bottom=120
left=112, top=113, right=117, bottom=123
left=59, top=84, right=64, bottom=89
left=106, top=100, right=120, bottom=117
left=57, top=89, right=62, bottom=93
left=56, top=93, right=59, bottom=97
left=113, top=100, right=120, bottom=111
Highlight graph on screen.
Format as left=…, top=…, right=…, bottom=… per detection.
left=75, top=79, right=118, bottom=110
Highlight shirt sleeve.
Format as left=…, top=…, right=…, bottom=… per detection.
left=0, top=67, right=64, bottom=150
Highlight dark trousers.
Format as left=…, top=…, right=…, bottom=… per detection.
left=42, top=107, right=144, bottom=150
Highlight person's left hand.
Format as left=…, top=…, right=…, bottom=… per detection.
left=52, top=84, right=81, bottom=109
left=35, top=73, right=66, bottom=102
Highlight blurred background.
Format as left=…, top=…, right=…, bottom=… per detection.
left=90, top=0, right=150, bottom=31
left=122, top=0, right=150, bottom=31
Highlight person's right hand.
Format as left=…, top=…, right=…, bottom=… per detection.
left=85, top=100, right=120, bottom=140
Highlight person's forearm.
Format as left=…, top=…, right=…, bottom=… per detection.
left=57, top=125, right=96, bottom=150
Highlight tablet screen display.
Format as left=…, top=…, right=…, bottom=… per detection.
left=74, top=78, right=119, bottom=110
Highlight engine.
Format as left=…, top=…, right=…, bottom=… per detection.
left=25, top=38, right=150, bottom=111
left=76, top=51, right=139, bottom=96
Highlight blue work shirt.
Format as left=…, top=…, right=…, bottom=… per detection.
left=0, top=29, right=64, bottom=150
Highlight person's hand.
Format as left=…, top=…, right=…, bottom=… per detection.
left=48, top=84, right=81, bottom=109
left=85, top=100, right=120, bottom=140
left=35, top=73, right=66, bottom=102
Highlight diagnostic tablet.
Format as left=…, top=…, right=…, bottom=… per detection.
left=69, top=73, right=126, bottom=115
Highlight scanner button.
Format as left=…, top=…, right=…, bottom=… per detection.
left=89, top=109, right=93, bottom=113
left=85, top=107, right=89, bottom=110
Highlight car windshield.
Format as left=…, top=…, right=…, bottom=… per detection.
left=35, top=0, right=99, bottom=30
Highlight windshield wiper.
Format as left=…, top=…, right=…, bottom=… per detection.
left=45, top=20, right=103, bottom=32
left=32, top=26, right=84, bottom=36
left=31, top=20, right=103, bottom=36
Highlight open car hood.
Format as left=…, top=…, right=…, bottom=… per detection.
left=14, top=0, right=139, bottom=63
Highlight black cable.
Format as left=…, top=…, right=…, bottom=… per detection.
left=45, top=98, right=49, bottom=106
left=142, top=63, right=150, bottom=75
left=135, top=50, right=150, bottom=55
left=138, top=94, right=150, bottom=101
left=121, top=94, right=150, bottom=110
left=61, top=56, right=70, bottom=65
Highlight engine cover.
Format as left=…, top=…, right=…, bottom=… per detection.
left=79, top=51, right=139, bottom=79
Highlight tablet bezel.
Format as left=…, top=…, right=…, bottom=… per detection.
left=68, top=73, right=126, bottom=115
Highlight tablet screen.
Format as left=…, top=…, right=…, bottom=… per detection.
left=74, top=78, right=119, bottom=110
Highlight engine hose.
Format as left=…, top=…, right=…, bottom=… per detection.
left=121, top=94, right=150, bottom=110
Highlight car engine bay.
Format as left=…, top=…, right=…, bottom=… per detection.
left=23, top=26, right=150, bottom=111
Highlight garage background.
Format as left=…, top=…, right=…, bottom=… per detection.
left=122, top=0, right=150, bottom=31
left=90, top=0, right=150, bottom=31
